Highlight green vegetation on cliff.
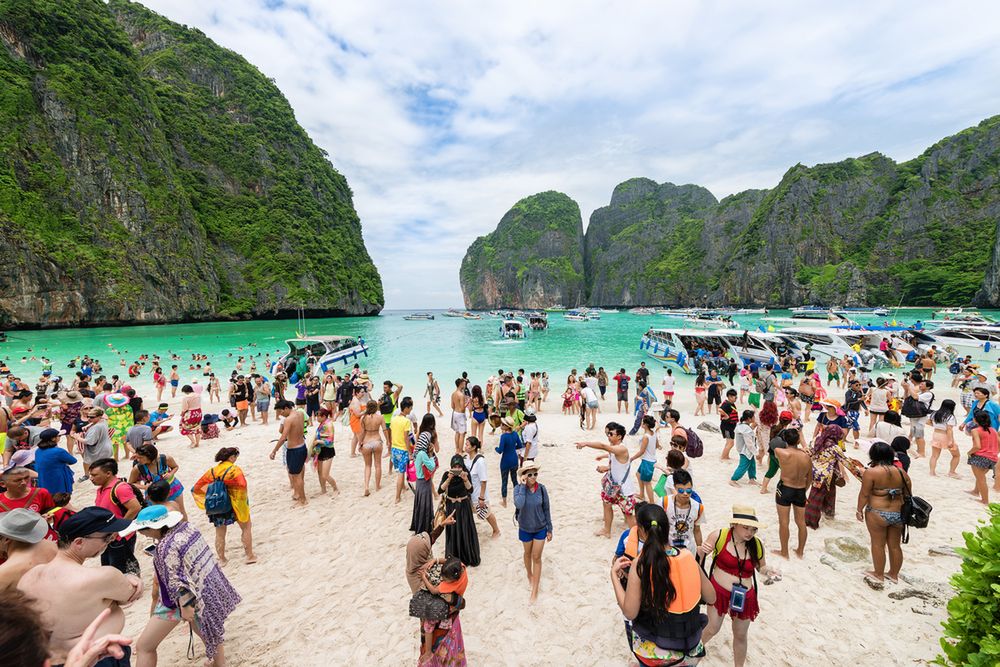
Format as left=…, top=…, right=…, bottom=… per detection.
left=460, top=191, right=585, bottom=309
left=0, top=0, right=382, bottom=326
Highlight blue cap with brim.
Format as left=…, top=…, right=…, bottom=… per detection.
left=58, top=506, right=132, bottom=542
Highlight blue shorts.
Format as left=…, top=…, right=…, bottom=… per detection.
left=170, top=380, right=179, bottom=387
left=518, top=527, right=547, bottom=542
left=638, top=459, right=655, bottom=482
left=286, top=446, right=308, bottom=475
left=846, top=411, right=860, bottom=431
left=391, top=448, right=409, bottom=473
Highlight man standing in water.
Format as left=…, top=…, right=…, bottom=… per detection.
left=270, top=400, right=308, bottom=505
left=169, top=365, right=180, bottom=398
left=19, top=507, right=142, bottom=667
left=772, top=429, right=811, bottom=558
left=451, top=378, right=468, bottom=454
left=425, top=372, right=443, bottom=417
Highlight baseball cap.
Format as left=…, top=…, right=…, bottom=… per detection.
left=58, top=507, right=132, bottom=542
left=38, top=428, right=62, bottom=442
left=779, top=410, right=794, bottom=421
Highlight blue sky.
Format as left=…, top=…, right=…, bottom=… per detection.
left=143, top=1, right=1000, bottom=309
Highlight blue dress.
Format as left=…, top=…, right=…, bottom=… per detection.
left=34, top=445, right=77, bottom=496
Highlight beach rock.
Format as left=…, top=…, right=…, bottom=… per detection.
left=0, top=0, right=383, bottom=329
left=927, top=545, right=960, bottom=558
left=911, top=606, right=933, bottom=616
left=888, top=588, right=944, bottom=606
left=819, top=554, right=844, bottom=571
left=823, top=537, right=870, bottom=563
left=460, top=191, right=586, bottom=309
left=697, top=422, right=721, bottom=434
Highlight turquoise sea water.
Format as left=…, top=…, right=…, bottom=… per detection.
left=1, top=308, right=993, bottom=394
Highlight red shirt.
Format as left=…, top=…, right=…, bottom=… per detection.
left=95, top=480, right=136, bottom=518
left=0, top=487, right=55, bottom=514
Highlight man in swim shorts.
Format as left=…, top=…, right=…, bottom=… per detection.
left=390, top=397, right=415, bottom=503
left=270, top=400, right=308, bottom=506
left=169, top=365, right=179, bottom=398
left=772, top=429, right=811, bottom=558
left=451, top=378, right=468, bottom=454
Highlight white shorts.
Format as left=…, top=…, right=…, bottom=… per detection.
left=451, top=412, right=467, bottom=434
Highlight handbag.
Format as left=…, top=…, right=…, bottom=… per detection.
left=653, top=473, right=670, bottom=498
left=408, top=589, right=450, bottom=621
left=601, top=462, right=631, bottom=498
left=406, top=460, right=417, bottom=483
left=898, top=468, right=931, bottom=543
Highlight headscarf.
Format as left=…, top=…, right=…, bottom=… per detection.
left=405, top=532, right=433, bottom=593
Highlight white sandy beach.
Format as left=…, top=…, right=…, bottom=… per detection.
left=67, top=372, right=987, bottom=666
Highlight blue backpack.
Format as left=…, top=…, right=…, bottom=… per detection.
left=204, top=467, right=234, bottom=516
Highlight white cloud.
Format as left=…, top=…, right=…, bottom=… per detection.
left=142, top=0, right=1000, bottom=308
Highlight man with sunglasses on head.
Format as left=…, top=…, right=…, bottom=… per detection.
left=18, top=506, right=141, bottom=667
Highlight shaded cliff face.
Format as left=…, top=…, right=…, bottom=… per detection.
left=460, top=191, right=585, bottom=309
left=0, top=0, right=382, bottom=328
left=577, top=115, right=1000, bottom=307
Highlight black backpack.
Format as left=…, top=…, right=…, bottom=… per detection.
left=379, top=393, right=394, bottom=415
left=684, top=427, right=704, bottom=458
left=901, top=392, right=934, bottom=418
left=898, top=468, right=931, bottom=543
left=110, top=480, right=147, bottom=515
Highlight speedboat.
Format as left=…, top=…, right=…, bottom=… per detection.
left=914, top=325, right=1000, bottom=360
left=442, top=309, right=465, bottom=318
left=933, top=307, right=975, bottom=318
left=927, top=313, right=996, bottom=326
left=773, top=327, right=888, bottom=369
left=683, top=315, right=736, bottom=330
left=545, top=305, right=567, bottom=312
left=715, top=329, right=783, bottom=366
left=528, top=313, right=548, bottom=330
left=583, top=308, right=601, bottom=320
left=832, top=306, right=889, bottom=317
left=271, top=336, right=368, bottom=378
left=463, top=312, right=482, bottom=320
left=630, top=307, right=656, bottom=315
left=403, top=312, right=435, bottom=321
left=500, top=320, right=526, bottom=339
left=640, top=329, right=743, bottom=375
left=564, top=309, right=590, bottom=321
left=789, top=306, right=832, bottom=319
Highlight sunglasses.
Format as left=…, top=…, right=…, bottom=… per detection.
left=675, top=488, right=693, bottom=494
left=524, top=472, right=538, bottom=478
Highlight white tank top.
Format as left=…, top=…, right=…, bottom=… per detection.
left=610, top=452, right=638, bottom=496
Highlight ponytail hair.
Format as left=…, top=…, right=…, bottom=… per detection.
left=634, top=503, right=675, bottom=621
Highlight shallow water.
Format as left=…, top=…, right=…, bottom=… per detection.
left=1, top=308, right=992, bottom=394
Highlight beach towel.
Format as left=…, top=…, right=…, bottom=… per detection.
left=192, top=463, right=250, bottom=523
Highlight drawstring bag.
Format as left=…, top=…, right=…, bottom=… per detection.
left=654, top=473, right=670, bottom=498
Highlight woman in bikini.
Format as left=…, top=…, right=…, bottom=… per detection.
left=797, top=376, right=815, bottom=423
left=693, top=371, right=707, bottom=416
left=360, top=400, right=384, bottom=496
left=855, top=441, right=910, bottom=588
left=469, top=384, right=487, bottom=443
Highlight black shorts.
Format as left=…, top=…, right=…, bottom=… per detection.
left=317, top=446, right=336, bottom=461
left=617, top=391, right=628, bottom=401
left=720, top=422, right=736, bottom=439
left=707, top=392, right=721, bottom=406
left=775, top=481, right=807, bottom=508
left=286, top=446, right=308, bottom=474
left=599, top=386, right=607, bottom=397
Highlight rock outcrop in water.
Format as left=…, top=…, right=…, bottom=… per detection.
left=460, top=115, right=1000, bottom=308
left=0, top=0, right=383, bottom=328
left=460, top=191, right=585, bottom=309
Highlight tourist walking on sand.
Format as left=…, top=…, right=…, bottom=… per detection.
left=631, top=415, right=659, bottom=504
left=33, top=428, right=77, bottom=496
left=179, top=385, right=203, bottom=449
left=611, top=502, right=715, bottom=666
left=88, top=458, right=142, bottom=575
left=967, top=411, right=999, bottom=504
left=390, top=397, right=415, bottom=503
left=468, top=384, right=487, bottom=442
left=192, top=447, right=256, bottom=565
left=927, top=399, right=960, bottom=478
left=805, top=425, right=846, bottom=529
left=450, top=379, right=469, bottom=454
left=719, top=389, right=739, bottom=460
left=614, top=368, right=630, bottom=414
left=464, top=436, right=500, bottom=538
left=856, top=441, right=909, bottom=588
left=348, top=384, right=365, bottom=457
left=699, top=506, right=778, bottom=667
left=17, top=506, right=143, bottom=667
left=758, top=411, right=794, bottom=495
left=103, top=393, right=133, bottom=460
left=438, top=454, right=480, bottom=567
left=124, top=505, right=241, bottom=667
left=270, top=400, right=308, bottom=506
left=771, top=429, right=811, bottom=559
left=71, top=407, right=113, bottom=481
left=425, top=371, right=444, bottom=417
left=310, top=407, right=339, bottom=495
left=129, top=443, right=187, bottom=521
left=410, top=414, right=439, bottom=534
left=360, top=400, right=384, bottom=496
left=577, top=422, right=638, bottom=538
left=514, top=461, right=552, bottom=603
left=866, top=377, right=891, bottom=435
left=729, top=410, right=758, bottom=487
left=495, top=418, right=522, bottom=507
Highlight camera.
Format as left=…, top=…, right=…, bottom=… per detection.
left=730, top=583, right=748, bottom=613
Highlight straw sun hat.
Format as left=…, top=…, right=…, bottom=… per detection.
left=518, top=461, right=541, bottom=480
left=728, top=504, right=766, bottom=529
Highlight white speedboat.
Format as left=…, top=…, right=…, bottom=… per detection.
left=832, top=306, right=889, bottom=317
left=773, top=327, right=888, bottom=369
left=933, top=307, right=975, bottom=318
left=442, top=309, right=465, bottom=318
left=789, top=306, right=833, bottom=319
left=500, top=320, right=525, bottom=339
left=640, top=329, right=744, bottom=375
left=583, top=308, right=601, bottom=320
left=683, top=315, right=736, bottom=330
left=403, top=312, right=434, bottom=321
left=914, top=325, right=1000, bottom=360
left=630, top=307, right=656, bottom=315
left=564, top=309, right=590, bottom=321
left=463, top=312, right=482, bottom=320
left=715, top=329, right=783, bottom=366
left=271, top=335, right=369, bottom=377
left=545, top=305, right=567, bottom=312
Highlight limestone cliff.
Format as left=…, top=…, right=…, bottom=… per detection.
left=0, top=0, right=383, bottom=327
left=460, top=191, right=585, bottom=309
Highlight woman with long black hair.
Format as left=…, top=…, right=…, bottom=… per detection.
left=438, top=454, right=481, bottom=567
left=611, top=502, right=715, bottom=666
left=410, top=413, right=439, bottom=534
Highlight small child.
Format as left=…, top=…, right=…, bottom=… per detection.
left=561, top=388, right=574, bottom=415
left=669, top=435, right=690, bottom=469
left=45, top=492, right=77, bottom=531
left=220, top=409, right=238, bottom=430
left=146, top=479, right=187, bottom=520
left=419, top=557, right=467, bottom=657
